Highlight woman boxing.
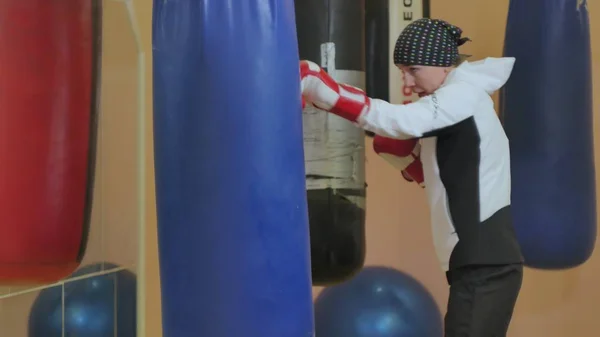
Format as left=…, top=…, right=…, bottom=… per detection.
left=300, top=18, right=523, bottom=336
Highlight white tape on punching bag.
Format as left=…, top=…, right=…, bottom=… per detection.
left=389, top=0, right=428, bottom=105
left=303, top=42, right=366, bottom=196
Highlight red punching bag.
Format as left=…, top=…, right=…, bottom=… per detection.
left=0, top=1, right=101, bottom=284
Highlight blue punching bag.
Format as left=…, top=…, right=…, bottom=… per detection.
left=499, top=0, right=596, bottom=269
left=152, top=1, right=315, bottom=337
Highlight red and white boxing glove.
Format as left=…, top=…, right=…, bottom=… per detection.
left=373, top=136, right=425, bottom=188
left=300, top=60, right=424, bottom=188
left=300, top=60, right=370, bottom=123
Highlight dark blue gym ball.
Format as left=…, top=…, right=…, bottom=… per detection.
left=28, top=262, right=137, bottom=337
left=314, top=266, right=443, bottom=337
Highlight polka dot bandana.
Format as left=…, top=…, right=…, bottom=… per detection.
left=393, top=18, right=471, bottom=67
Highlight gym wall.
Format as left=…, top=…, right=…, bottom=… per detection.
left=139, top=1, right=600, bottom=337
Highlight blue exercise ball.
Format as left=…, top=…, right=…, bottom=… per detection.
left=28, top=262, right=137, bottom=337
left=314, top=266, right=443, bottom=337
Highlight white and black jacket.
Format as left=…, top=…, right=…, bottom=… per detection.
left=358, top=57, right=523, bottom=271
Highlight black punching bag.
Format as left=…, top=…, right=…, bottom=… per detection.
left=365, top=0, right=430, bottom=102
left=365, top=0, right=389, bottom=102
left=295, top=0, right=367, bottom=286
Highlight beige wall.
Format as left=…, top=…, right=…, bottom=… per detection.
left=138, top=1, right=600, bottom=336
left=130, top=0, right=161, bottom=336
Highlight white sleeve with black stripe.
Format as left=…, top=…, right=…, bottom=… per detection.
left=357, top=82, right=480, bottom=139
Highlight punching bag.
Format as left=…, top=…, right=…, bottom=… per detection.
left=365, top=0, right=389, bottom=104
left=500, top=0, right=596, bottom=269
left=0, top=1, right=100, bottom=284
left=153, top=1, right=315, bottom=336
left=295, top=0, right=367, bottom=286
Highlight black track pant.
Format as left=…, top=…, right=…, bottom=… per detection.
left=444, top=263, right=523, bottom=337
